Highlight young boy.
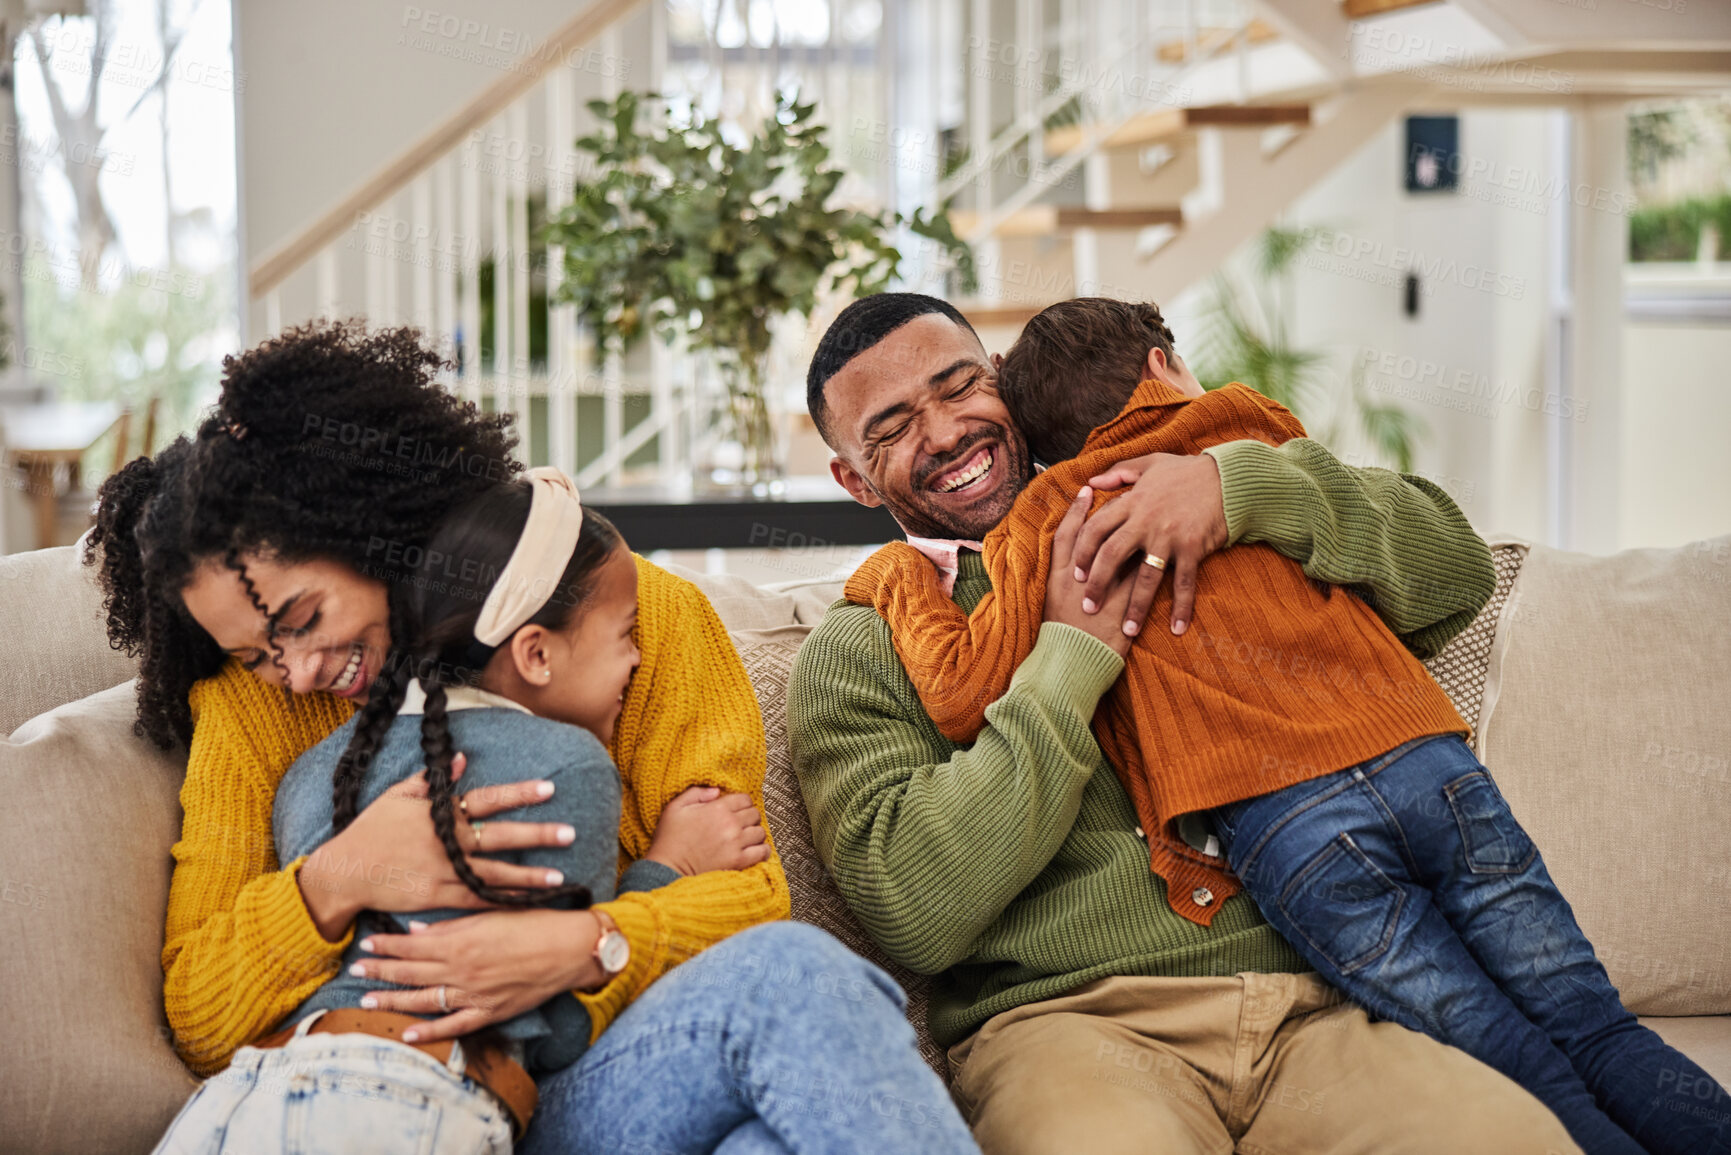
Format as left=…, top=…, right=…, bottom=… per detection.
left=841, top=296, right=1728, bottom=1155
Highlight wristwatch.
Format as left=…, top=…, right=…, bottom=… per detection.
left=592, top=910, right=630, bottom=977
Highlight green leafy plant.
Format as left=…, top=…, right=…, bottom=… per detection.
left=1629, top=193, right=1731, bottom=262
left=543, top=90, right=974, bottom=488
left=1192, top=225, right=1424, bottom=472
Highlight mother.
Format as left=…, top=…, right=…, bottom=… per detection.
left=90, top=321, right=975, bottom=1153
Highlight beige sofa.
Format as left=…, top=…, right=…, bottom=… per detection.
left=2, top=536, right=1727, bottom=1154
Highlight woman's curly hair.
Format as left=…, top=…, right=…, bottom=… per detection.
left=84, top=320, right=522, bottom=750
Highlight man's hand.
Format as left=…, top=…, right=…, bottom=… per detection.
left=1044, top=485, right=1138, bottom=658
left=1074, top=452, right=1229, bottom=637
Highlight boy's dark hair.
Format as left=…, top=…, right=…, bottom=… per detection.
left=998, top=297, right=1180, bottom=464
left=330, top=484, right=622, bottom=914
left=806, top=293, right=976, bottom=446
left=85, top=320, right=522, bottom=750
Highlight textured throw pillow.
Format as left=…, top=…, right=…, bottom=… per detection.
left=0, top=545, right=138, bottom=736
left=1479, top=536, right=1731, bottom=1016
left=739, top=640, right=948, bottom=1080
left=0, top=681, right=196, bottom=1155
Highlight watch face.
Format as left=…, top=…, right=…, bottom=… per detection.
left=597, top=930, right=630, bottom=974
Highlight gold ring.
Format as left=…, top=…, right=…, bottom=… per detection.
left=1144, top=554, right=1168, bottom=570
left=458, top=796, right=469, bottom=818
left=471, top=820, right=486, bottom=851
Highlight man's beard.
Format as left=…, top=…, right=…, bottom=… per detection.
left=874, top=425, right=1034, bottom=541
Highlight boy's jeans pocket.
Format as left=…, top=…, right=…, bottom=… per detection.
left=1276, top=832, right=1408, bottom=976
left=1444, top=771, right=1538, bottom=875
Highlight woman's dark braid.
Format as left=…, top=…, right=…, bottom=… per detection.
left=420, top=680, right=591, bottom=910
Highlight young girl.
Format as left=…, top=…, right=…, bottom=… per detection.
left=842, top=296, right=1730, bottom=1155
left=159, top=469, right=739, bottom=1147
left=95, top=322, right=978, bottom=1155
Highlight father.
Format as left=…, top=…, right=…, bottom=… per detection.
left=787, top=293, right=1577, bottom=1153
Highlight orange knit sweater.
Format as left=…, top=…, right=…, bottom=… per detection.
left=845, top=381, right=1467, bottom=926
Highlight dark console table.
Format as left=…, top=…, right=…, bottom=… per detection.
left=583, top=476, right=901, bottom=551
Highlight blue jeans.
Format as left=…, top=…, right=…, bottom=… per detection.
left=520, top=921, right=981, bottom=1155
left=1213, top=735, right=1730, bottom=1155
left=152, top=1014, right=511, bottom=1155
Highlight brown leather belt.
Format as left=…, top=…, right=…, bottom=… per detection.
left=255, top=1009, right=538, bottom=1138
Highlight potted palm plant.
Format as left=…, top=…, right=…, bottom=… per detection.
left=1193, top=226, right=1424, bottom=471
left=544, top=90, right=973, bottom=494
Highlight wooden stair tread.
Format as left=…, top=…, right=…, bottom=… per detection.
left=1341, top=0, right=1445, bottom=18
left=955, top=302, right=1054, bottom=328
left=950, top=205, right=1183, bottom=239
left=1044, top=103, right=1309, bottom=156
left=1154, top=20, right=1279, bottom=63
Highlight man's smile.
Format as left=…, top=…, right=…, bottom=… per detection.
left=931, top=444, right=996, bottom=494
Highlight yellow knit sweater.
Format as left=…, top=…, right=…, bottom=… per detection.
left=162, top=555, right=790, bottom=1075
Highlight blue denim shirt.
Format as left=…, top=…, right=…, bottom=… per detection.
left=272, top=683, right=677, bottom=1073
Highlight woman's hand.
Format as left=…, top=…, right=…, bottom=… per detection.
left=643, top=784, right=770, bottom=876
left=1074, top=452, right=1229, bottom=638
left=351, top=909, right=605, bottom=1043
left=297, top=752, right=577, bottom=941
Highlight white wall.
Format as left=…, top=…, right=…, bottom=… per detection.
left=1163, top=108, right=1559, bottom=542
left=1620, top=314, right=1731, bottom=550
left=1160, top=106, right=1731, bottom=556
left=235, top=0, right=651, bottom=335
left=237, top=1, right=611, bottom=259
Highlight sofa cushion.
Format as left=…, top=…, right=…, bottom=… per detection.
left=0, top=544, right=138, bottom=736
left=1641, top=1016, right=1731, bottom=1090
left=0, top=681, right=195, bottom=1155
left=1480, top=536, right=1731, bottom=1016
left=741, top=638, right=949, bottom=1080
left=657, top=561, right=844, bottom=636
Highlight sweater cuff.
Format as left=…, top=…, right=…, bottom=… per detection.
left=1009, top=622, right=1125, bottom=719
left=276, top=857, right=357, bottom=973
left=1203, top=440, right=1277, bottom=545
left=572, top=896, right=664, bottom=1042
left=616, top=858, right=681, bottom=895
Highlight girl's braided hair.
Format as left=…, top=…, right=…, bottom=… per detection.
left=330, top=484, right=623, bottom=910
left=84, top=320, right=522, bottom=750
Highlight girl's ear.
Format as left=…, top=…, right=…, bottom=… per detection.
left=506, top=624, right=554, bottom=685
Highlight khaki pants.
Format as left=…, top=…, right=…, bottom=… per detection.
left=947, top=972, right=1582, bottom=1155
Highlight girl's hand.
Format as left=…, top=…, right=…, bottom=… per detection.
left=297, top=752, right=577, bottom=940
left=643, top=784, right=770, bottom=876
left=352, top=908, right=606, bottom=1043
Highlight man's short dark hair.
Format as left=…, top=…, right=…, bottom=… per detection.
left=806, top=293, right=976, bottom=447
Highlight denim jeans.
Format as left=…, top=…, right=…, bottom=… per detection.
left=1214, top=735, right=1731, bottom=1155
left=152, top=1011, right=512, bottom=1155
left=521, top=921, right=981, bottom=1155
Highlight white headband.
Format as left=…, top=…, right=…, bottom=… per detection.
left=472, top=466, right=585, bottom=647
